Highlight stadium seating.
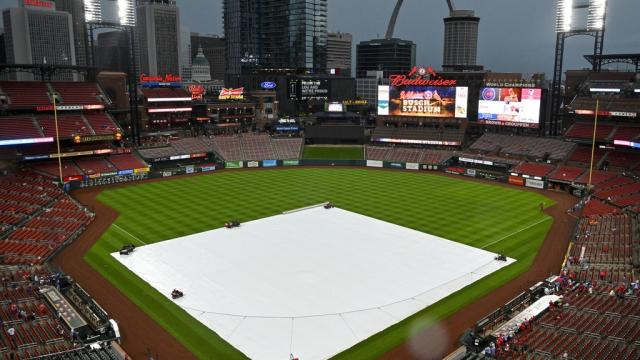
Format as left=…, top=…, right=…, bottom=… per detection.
left=241, top=134, right=277, bottom=160
left=32, top=160, right=84, bottom=178
left=547, top=166, right=585, bottom=182
left=569, top=214, right=634, bottom=266
left=567, top=146, right=606, bottom=165
left=50, top=82, right=105, bottom=105
left=107, top=154, right=147, bottom=171
left=37, top=115, right=93, bottom=138
left=83, top=113, right=120, bottom=135
left=469, top=133, right=576, bottom=161
left=0, top=81, right=51, bottom=109
left=208, top=136, right=243, bottom=161
left=606, top=150, right=640, bottom=169
left=0, top=116, right=43, bottom=140
left=582, top=199, right=621, bottom=217
left=512, top=162, right=555, bottom=178
left=74, top=157, right=115, bottom=175
left=364, top=146, right=452, bottom=164
left=565, top=122, right=615, bottom=141
left=575, top=170, right=617, bottom=186
left=611, top=126, right=640, bottom=141
left=272, top=138, right=303, bottom=159
left=371, top=126, right=464, bottom=145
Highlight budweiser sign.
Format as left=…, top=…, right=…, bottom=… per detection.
left=218, top=88, right=244, bottom=100
left=139, top=74, right=182, bottom=83
left=389, top=66, right=457, bottom=87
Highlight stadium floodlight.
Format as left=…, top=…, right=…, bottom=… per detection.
left=118, top=0, right=136, bottom=27
left=555, top=0, right=573, bottom=33
left=587, top=0, right=607, bottom=31
left=83, top=0, right=102, bottom=23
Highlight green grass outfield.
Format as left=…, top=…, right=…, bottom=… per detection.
left=302, top=145, right=364, bottom=160
left=85, top=168, right=554, bottom=359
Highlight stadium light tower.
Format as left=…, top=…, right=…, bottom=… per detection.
left=549, top=0, right=607, bottom=136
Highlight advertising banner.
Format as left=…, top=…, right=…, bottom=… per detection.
left=225, top=161, right=244, bottom=169
left=201, top=165, right=216, bottom=172
left=508, top=175, right=524, bottom=186
left=478, top=87, right=542, bottom=128
left=134, top=167, right=150, bottom=174
left=118, top=170, right=134, bottom=176
left=162, top=171, right=172, bottom=178
left=525, top=178, right=545, bottom=189
left=466, top=168, right=477, bottom=177
left=366, top=160, right=383, bottom=168
left=389, top=162, right=403, bottom=169
left=406, top=163, right=420, bottom=170
left=283, top=160, right=300, bottom=166
left=186, top=166, right=195, bottom=174
left=247, top=161, right=259, bottom=168
left=262, top=160, right=277, bottom=167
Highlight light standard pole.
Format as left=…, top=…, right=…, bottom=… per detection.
left=52, top=94, right=64, bottom=186
left=587, top=97, right=600, bottom=189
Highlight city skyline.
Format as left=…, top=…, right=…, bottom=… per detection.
left=0, top=0, right=638, bottom=76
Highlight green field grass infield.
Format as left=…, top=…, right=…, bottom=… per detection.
left=302, top=145, right=364, bottom=160
left=85, top=168, right=554, bottom=359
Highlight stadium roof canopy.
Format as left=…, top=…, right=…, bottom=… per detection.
left=584, top=53, right=640, bottom=71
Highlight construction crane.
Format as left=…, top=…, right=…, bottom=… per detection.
left=385, top=0, right=456, bottom=39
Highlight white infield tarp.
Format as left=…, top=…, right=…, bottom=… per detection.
left=113, top=207, right=514, bottom=360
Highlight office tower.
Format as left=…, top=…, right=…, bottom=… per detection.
left=442, top=10, right=479, bottom=71
left=223, top=0, right=258, bottom=75
left=54, top=0, right=87, bottom=67
left=3, top=0, right=77, bottom=80
left=96, top=30, right=130, bottom=73
left=136, top=0, right=181, bottom=76
left=180, top=27, right=192, bottom=81
left=327, top=32, right=352, bottom=75
left=356, top=38, right=415, bottom=78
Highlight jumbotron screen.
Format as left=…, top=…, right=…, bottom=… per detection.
left=478, top=87, right=542, bottom=128
left=377, top=85, right=468, bottom=118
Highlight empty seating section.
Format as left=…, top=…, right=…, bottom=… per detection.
left=512, top=163, right=554, bottom=178
left=169, top=138, right=210, bottom=155
left=611, top=126, right=640, bottom=141
left=32, top=161, right=83, bottom=178
left=84, top=113, right=119, bottom=135
left=50, top=82, right=104, bottom=105
left=141, top=87, right=190, bottom=99
left=209, top=136, right=243, bottom=161
left=0, top=172, right=93, bottom=265
left=568, top=215, right=634, bottom=267
left=107, top=154, right=147, bottom=170
left=0, top=81, right=51, bottom=109
left=372, top=126, right=464, bottom=145
left=37, top=115, right=93, bottom=138
left=548, top=166, right=584, bottom=182
left=566, top=122, right=615, bottom=141
left=606, top=150, right=640, bottom=169
left=0, top=117, right=42, bottom=140
left=575, top=170, right=617, bottom=186
left=469, top=133, right=575, bottom=161
left=568, top=146, right=606, bottom=164
left=365, top=146, right=452, bottom=164
left=574, top=96, right=640, bottom=113
left=272, top=138, right=303, bottom=159
left=582, top=199, right=621, bottom=217
left=74, top=158, right=114, bottom=175
left=241, top=134, right=276, bottom=160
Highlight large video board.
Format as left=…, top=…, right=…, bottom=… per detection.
left=288, top=79, right=329, bottom=101
left=377, top=85, right=468, bottom=118
left=478, top=87, right=542, bottom=128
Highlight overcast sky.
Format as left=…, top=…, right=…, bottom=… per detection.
left=1, top=0, right=639, bottom=77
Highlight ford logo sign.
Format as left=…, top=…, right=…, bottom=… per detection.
left=260, top=81, right=276, bottom=89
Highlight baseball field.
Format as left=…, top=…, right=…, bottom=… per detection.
left=83, top=168, right=554, bottom=359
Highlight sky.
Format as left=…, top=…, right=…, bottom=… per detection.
left=1, top=0, right=639, bottom=77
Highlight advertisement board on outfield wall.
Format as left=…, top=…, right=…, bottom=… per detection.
left=262, top=160, right=277, bottom=167
left=225, top=161, right=244, bottom=169
left=389, top=162, right=403, bottom=169
left=366, top=160, right=383, bottom=168
left=186, top=166, right=195, bottom=174
left=525, top=178, right=545, bottom=189
left=508, top=175, right=524, bottom=186
left=201, top=165, right=216, bottom=172
left=247, top=161, right=259, bottom=168
left=406, top=163, right=420, bottom=170
left=466, top=168, right=477, bottom=177
left=283, top=160, right=300, bottom=166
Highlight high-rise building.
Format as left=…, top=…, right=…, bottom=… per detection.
left=96, top=30, right=130, bottom=73
left=223, top=0, right=258, bottom=75
left=180, top=27, right=192, bottom=82
left=3, top=0, right=77, bottom=80
left=191, top=46, right=212, bottom=83
left=327, top=32, right=352, bottom=76
left=356, top=38, right=415, bottom=79
left=224, top=0, right=327, bottom=74
left=54, top=0, right=87, bottom=68
left=190, top=33, right=225, bottom=80
left=442, top=10, right=479, bottom=71
left=136, top=0, right=181, bottom=76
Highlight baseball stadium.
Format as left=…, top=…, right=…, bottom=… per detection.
left=0, top=0, right=639, bottom=359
